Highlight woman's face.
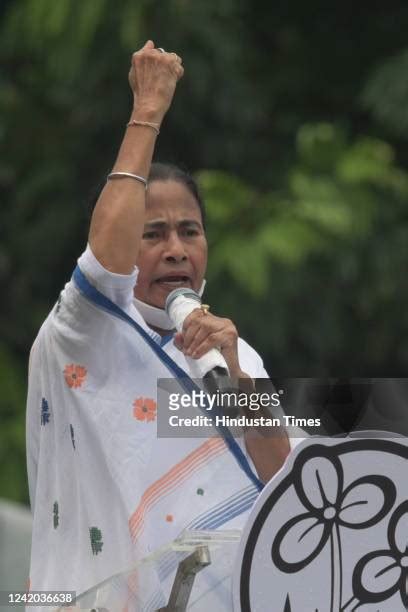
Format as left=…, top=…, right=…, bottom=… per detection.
left=134, top=179, right=208, bottom=308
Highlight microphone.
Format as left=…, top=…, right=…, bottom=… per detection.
left=165, top=288, right=230, bottom=382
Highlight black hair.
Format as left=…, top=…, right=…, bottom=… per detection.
left=86, top=162, right=206, bottom=229
left=148, top=162, right=206, bottom=229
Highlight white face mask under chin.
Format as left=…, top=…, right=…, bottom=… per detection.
left=133, top=280, right=206, bottom=331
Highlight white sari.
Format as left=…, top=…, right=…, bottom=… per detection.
left=27, top=248, right=274, bottom=610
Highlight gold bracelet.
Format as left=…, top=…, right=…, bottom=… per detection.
left=126, top=120, right=160, bottom=135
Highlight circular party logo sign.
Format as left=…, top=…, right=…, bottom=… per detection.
left=234, top=436, right=408, bottom=611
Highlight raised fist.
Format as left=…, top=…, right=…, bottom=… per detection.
left=129, top=40, right=184, bottom=123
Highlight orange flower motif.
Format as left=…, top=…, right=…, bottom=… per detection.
left=63, top=364, right=87, bottom=389
left=133, top=397, right=157, bottom=422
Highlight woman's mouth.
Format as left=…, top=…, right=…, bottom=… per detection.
left=154, top=275, right=192, bottom=289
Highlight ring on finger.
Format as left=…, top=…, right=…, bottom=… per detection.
left=201, top=304, right=210, bottom=316
left=171, top=52, right=181, bottom=62
left=157, top=47, right=165, bottom=53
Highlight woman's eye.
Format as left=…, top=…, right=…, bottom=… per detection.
left=143, top=231, right=159, bottom=239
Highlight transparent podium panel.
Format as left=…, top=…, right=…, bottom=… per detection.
left=62, top=529, right=241, bottom=612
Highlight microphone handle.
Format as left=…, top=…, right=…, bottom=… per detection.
left=185, top=347, right=229, bottom=378
left=203, top=367, right=240, bottom=416
left=166, top=290, right=230, bottom=377
left=203, top=366, right=230, bottom=392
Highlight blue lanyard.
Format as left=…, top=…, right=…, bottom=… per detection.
left=72, top=266, right=264, bottom=491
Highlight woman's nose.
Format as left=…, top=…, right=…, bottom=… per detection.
left=164, top=233, right=187, bottom=262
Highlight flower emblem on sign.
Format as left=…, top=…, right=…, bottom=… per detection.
left=269, top=444, right=398, bottom=611
left=238, top=439, right=408, bottom=612
left=272, top=445, right=396, bottom=575
left=352, top=500, right=408, bottom=608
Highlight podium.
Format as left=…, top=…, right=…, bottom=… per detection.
left=68, top=529, right=241, bottom=612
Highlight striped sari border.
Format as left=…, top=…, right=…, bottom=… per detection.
left=129, top=437, right=227, bottom=540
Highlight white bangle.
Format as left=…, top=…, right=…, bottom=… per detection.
left=107, top=171, right=147, bottom=187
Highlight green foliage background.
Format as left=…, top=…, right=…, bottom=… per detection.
left=2, top=0, right=408, bottom=504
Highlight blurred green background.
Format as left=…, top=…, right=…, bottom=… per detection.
left=2, top=0, right=408, bottom=505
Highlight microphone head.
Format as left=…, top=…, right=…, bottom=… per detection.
left=165, top=287, right=201, bottom=315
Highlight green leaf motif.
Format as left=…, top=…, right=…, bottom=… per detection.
left=53, top=501, right=59, bottom=529
left=89, top=526, right=103, bottom=555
